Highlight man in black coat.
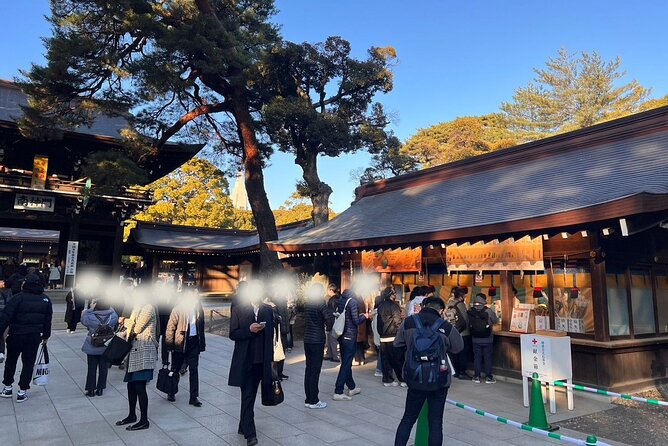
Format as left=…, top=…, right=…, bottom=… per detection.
left=376, top=286, right=406, bottom=386
left=228, top=281, right=275, bottom=446
left=0, top=273, right=52, bottom=403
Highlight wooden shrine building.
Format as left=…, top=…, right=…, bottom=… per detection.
left=269, top=105, right=668, bottom=392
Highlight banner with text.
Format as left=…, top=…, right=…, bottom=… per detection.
left=446, top=236, right=544, bottom=271
left=361, top=248, right=422, bottom=273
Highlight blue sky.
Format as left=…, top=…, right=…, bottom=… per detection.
left=1, top=1, right=667, bottom=212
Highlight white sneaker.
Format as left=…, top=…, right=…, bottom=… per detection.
left=307, top=401, right=328, bottom=409
left=333, top=393, right=352, bottom=401
left=374, top=370, right=382, bottom=377
left=66, top=330, right=71, bottom=334
left=400, top=382, right=407, bottom=387
left=383, top=381, right=399, bottom=387
left=347, top=387, right=361, bottom=396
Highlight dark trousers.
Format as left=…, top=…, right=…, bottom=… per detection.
left=160, top=333, right=170, bottom=365
left=453, top=335, right=471, bottom=375
left=394, top=387, right=448, bottom=446
left=304, top=342, right=325, bottom=404
left=171, top=336, right=200, bottom=399
left=325, top=331, right=339, bottom=360
left=380, top=342, right=404, bottom=383
left=473, top=342, right=494, bottom=378
left=67, top=321, right=78, bottom=332
left=239, top=363, right=263, bottom=440
left=0, top=327, right=7, bottom=355
left=334, top=338, right=356, bottom=394
left=2, top=333, right=41, bottom=390
left=85, top=355, right=109, bottom=391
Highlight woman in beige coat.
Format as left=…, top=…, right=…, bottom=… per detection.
left=115, top=299, right=158, bottom=431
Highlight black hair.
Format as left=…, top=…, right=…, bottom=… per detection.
left=408, top=287, right=418, bottom=301
left=328, top=283, right=340, bottom=293
left=454, top=287, right=466, bottom=299
left=94, top=300, right=111, bottom=311
left=422, top=297, right=445, bottom=311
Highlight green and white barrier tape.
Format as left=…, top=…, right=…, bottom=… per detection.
left=552, top=381, right=668, bottom=407
left=446, top=399, right=610, bottom=446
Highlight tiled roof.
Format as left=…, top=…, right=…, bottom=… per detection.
left=129, top=221, right=312, bottom=254
left=271, top=107, right=668, bottom=250
left=0, top=80, right=129, bottom=140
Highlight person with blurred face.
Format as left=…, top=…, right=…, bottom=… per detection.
left=228, top=280, right=275, bottom=446
left=81, top=299, right=118, bottom=396
left=303, top=282, right=334, bottom=409
left=333, top=289, right=368, bottom=401
left=324, top=283, right=341, bottom=362
left=165, top=287, right=205, bottom=406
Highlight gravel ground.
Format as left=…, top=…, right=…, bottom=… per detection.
left=557, top=386, right=668, bottom=446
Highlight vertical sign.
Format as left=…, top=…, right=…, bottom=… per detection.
left=65, top=241, right=79, bottom=276
left=31, top=155, right=49, bottom=189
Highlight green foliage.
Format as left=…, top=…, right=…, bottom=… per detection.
left=401, top=114, right=517, bottom=168
left=639, top=94, right=668, bottom=112
left=358, top=135, right=417, bottom=183
left=231, top=209, right=256, bottom=230
left=501, top=48, right=650, bottom=139
left=81, top=150, right=148, bottom=194
left=134, top=157, right=235, bottom=228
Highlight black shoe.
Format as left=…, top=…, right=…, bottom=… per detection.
left=85, top=390, right=95, bottom=397
left=457, top=373, right=472, bottom=380
left=126, top=420, right=150, bottom=431
left=247, top=437, right=258, bottom=446
left=95, top=389, right=103, bottom=396
left=118, top=364, right=125, bottom=370
left=167, top=394, right=176, bottom=402
left=330, top=358, right=340, bottom=363
left=279, top=374, right=289, bottom=380
left=189, top=398, right=202, bottom=407
left=115, top=416, right=137, bottom=426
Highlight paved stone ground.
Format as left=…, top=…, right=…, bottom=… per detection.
left=0, top=330, right=629, bottom=446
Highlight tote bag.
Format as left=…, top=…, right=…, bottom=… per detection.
left=261, top=378, right=284, bottom=406
left=32, top=344, right=49, bottom=386
left=332, top=298, right=351, bottom=339
left=156, top=365, right=180, bottom=395
left=102, top=334, right=132, bottom=366
left=273, top=326, right=285, bottom=362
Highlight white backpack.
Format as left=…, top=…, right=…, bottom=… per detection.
left=332, top=298, right=351, bottom=339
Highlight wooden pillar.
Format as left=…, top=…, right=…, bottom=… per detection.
left=590, top=234, right=611, bottom=342
left=500, top=271, right=513, bottom=331
left=111, top=220, right=124, bottom=280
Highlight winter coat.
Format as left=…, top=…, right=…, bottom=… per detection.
left=124, top=304, right=158, bottom=373
left=376, top=299, right=403, bottom=341
left=276, top=299, right=292, bottom=335
left=303, top=299, right=334, bottom=344
left=455, top=299, right=471, bottom=337
left=6, top=272, right=25, bottom=295
left=228, top=302, right=274, bottom=397
left=81, top=308, right=119, bottom=355
left=394, top=307, right=464, bottom=389
left=0, top=278, right=52, bottom=339
left=337, top=290, right=366, bottom=341
left=48, top=266, right=61, bottom=281
left=165, top=301, right=206, bottom=353
left=64, top=290, right=85, bottom=325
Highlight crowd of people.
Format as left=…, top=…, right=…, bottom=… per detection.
left=0, top=272, right=501, bottom=446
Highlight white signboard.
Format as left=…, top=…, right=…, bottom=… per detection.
left=520, top=334, right=573, bottom=413
left=65, top=241, right=79, bottom=276
left=14, top=194, right=55, bottom=212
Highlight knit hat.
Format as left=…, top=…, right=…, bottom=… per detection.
left=473, top=294, right=487, bottom=306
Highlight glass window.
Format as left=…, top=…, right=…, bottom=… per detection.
left=607, top=271, right=630, bottom=336
left=629, top=270, right=656, bottom=335
left=656, top=271, right=668, bottom=334
left=552, top=265, right=594, bottom=335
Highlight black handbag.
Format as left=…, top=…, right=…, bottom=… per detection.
left=156, top=365, right=180, bottom=395
left=261, top=378, right=284, bottom=406
left=102, top=335, right=132, bottom=366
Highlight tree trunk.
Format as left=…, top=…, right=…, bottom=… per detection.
left=297, top=150, right=332, bottom=226
left=229, top=87, right=282, bottom=274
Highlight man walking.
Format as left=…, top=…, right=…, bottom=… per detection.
left=393, top=297, right=463, bottom=446
left=376, top=286, right=405, bottom=387
left=0, top=273, right=53, bottom=402
left=228, top=281, right=274, bottom=446
left=165, top=288, right=206, bottom=406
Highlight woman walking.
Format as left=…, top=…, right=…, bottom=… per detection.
left=81, top=299, right=118, bottom=397
left=116, top=295, right=158, bottom=431
left=303, top=283, right=334, bottom=409
left=333, top=289, right=367, bottom=401
left=64, top=288, right=85, bottom=333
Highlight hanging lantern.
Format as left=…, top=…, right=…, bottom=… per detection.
left=488, top=274, right=496, bottom=297
left=533, top=287, right=543, bottom=298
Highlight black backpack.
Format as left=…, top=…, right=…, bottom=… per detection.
left=468, top=308, right=491, bottom=338
left=403, top=315, right=451, bottom=391
left=91, top=314, right=115, bottom=347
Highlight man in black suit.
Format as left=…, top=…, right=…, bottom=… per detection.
left=228, top=281, right=274, bottom=446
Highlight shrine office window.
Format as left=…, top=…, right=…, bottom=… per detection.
left=655, top=270, right=668, bottom=334
left=550, top=260, right=594, bottom=336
